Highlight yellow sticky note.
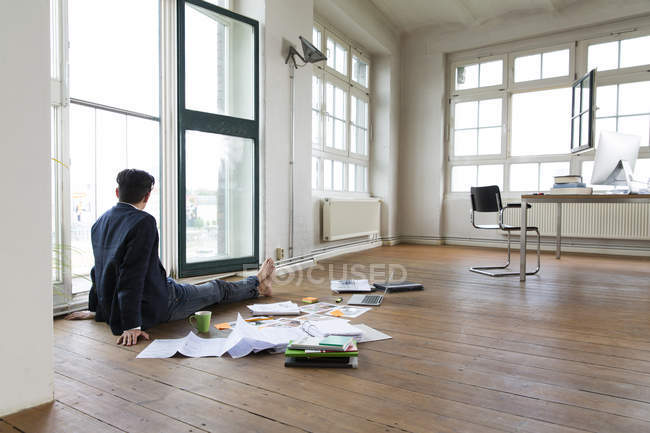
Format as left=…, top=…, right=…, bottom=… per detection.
left=330, top=310, right=344, bottom=317
left=215, top=322, right=231, bottom=330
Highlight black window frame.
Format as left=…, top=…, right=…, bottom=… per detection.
left=177, top=0, right=260, bottom=277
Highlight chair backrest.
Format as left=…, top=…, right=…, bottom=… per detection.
left=470, top=185, right=503, bottom=213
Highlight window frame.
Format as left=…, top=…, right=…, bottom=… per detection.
left=349, top=86, right=370, bottom=158
left=312, top=19, right=371, bottom=197
left=509, top=43, right=575, bottom=90
left=580, top=29, right=650, bottom=79
left=324, top=30, right=350, bottom=81
left=449, top=93, right=507, bottom=162
left=450, top=54, right=507, bottom=95
left=177, top=0, right=260, bottom=277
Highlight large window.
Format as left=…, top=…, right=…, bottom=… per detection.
left=178, top=1, right=259, bottom=277
left=448, top=27, right=650, bottom=194
left=51, top=0, right=162, bottom=311
left=312, top=21, right=370, bottom=193
left=50, top=0, right=258, bottom=312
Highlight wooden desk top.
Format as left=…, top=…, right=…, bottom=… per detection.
left=522, top=193, right=650, bottom=201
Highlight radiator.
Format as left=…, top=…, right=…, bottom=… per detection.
left=503, top=202, right=650, bottom=240
left=322, top=198, right=381, bottom=241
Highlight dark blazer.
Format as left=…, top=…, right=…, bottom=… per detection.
left=88, top=202, right=168, bottom=335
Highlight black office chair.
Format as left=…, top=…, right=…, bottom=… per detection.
left=469, top=185, right=540, bottom=277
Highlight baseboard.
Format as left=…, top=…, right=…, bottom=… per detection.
left=398, top=235, right=444, bottom=245
left=441, top=236, right=650, bottom=257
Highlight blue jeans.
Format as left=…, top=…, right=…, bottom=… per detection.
left=166, top=276, right=259, bottom=322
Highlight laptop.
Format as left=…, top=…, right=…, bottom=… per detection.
left=347, top=286, right=388, bottom=306
left=372, top=281, right=423, bottom=293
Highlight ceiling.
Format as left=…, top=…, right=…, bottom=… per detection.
left=368, top=0, right=642, bottom=34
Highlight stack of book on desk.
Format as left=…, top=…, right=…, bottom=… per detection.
left=285, top=335, right=358, bottom=368
left=550, top=175, right=592, bottom=195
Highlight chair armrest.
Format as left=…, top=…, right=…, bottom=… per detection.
left=505, top=203, right=532, bottom=209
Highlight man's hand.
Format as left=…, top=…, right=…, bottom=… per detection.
left=116, top=329, right=150, bottom=346
left=64, top=310, right=95, bottom=320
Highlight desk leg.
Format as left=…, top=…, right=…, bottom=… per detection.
left=556, top=203, right=562, bottom=259
left=520, top=198, right=528, bottom=282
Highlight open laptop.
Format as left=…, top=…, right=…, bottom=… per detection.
left=347, top=286, right=388, bottom=306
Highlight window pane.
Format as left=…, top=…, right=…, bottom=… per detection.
left=514, top=54, right=540, bottom=82
left=69, top=0, right=159, bottom=115
left=542, top=49, right=570, bottom=79
left=511, top=88, right=571, bottom=155
left=456, top=64, right=478, bottom=90
left=335, top=87, right=346, bottom=118
left=478, top=127, right=501, bottom=155
left=352, top=55, right=368, bottom=87
left=70, top=104, right=161, bottom=278
left=454, top=130, right=477, bottom=156
left=588, top=41, right=618, bottom=72
left=454, top=101, right=478, bottom=129
left=595, top=117, right=617, bottom=145
left=580, top=113, right=590, bottom=148
left=313, top=27, right=321, bottom=51
left=312, top=75, right=321, bottom=109
left=618, top=115, right=650, bottom=146
left=312, top=157, right=319, bottom=189
left=185, top=130, right=254, bottom=263
left=634, top=158, right=650, bottom=183
left=324, top=159, right=332, bottom=190
left=334, top=119, right=346, bottom=150
left=351, top=96, right=368, bottom=127
left=540, top=161, right=570, bottom=191
left=581, top=77, right=591, bottom=113
left=620, top=35, right=650, bottom=69
left=312, top=110, right=320, bottom=147
left=477, top=164, right=503, bottom=189
left=618, top=81, right=650, bottom=116
left=596, top=85, right=617, bottom=117
left=348, top=164, right=367, bottom=192
left=480, top=60, right=502, bottom=87
left=451, top=165, right=477, bottom=192
left=351, top=126, right=368, bottom=155
left=333, top=160, right=344, bottom=191
left=582, top=160, right=615, bottom=190
left=185, top=3, right=254, bottom=119
left=327, top=38, right=348, bottom=76
left=479, top=99, right=501, bottom=127
left=510, top=163, right=539, bottom=191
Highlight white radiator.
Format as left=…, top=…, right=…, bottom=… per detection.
left=322, top=198, right=381, bottom=241
left=503, top=202, right=650, bottom=240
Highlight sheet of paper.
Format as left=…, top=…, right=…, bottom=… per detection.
left=298, top=302, right=338, bottom=314
left=179, top=332, right=227, bottom=357
left=330, top=279, right=373, bottom=293
left=353, top=324, right=392, bottom=343
left=247, top=300, right=301, bottom=315
left=326, top=305, right=372, bottom=318
left=303, top=318, right=363, bottom=337
left=136, top=337, right=185, bottom=359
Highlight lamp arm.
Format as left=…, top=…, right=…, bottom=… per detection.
left=285, top=46, right=306, bottom=67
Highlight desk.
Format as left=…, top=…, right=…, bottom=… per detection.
left=519, top=193, right=650, bottom=281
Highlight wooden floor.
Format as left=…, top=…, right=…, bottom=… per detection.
left=3, top=245, right=650, bottom=433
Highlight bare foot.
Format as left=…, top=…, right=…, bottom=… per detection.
left=259, top=279, right=272, bottom=297
left=64, top=310, right=95, bottom=320
left=257, top=258, right=275, bottom=282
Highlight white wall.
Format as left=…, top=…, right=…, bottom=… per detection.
left=0, top=0, right=54, bottom=417
left=397, top=3, right=650, bottom=248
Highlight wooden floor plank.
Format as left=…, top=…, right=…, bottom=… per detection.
left=3, top=401, right=123, bottom=433
left=9, top=244, right=644, bottom=433
left=54, top=330, right=495, bottom=433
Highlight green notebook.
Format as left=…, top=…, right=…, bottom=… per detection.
left=285, top=348, right=358, bottom=358
left=320, top=335, right=354, bottom=348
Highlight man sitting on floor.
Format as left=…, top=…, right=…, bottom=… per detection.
left=66, top=169, right=274, bottom=346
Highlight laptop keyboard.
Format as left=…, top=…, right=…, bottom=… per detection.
left=362, top=295, right=382, bottom=304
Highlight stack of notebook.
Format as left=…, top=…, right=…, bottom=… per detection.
left=285, top=335, right=358, bottom=368
left=550, top=175, right=592, bottom=195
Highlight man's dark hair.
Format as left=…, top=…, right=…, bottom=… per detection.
left=116, top=169, right=155, bottom=204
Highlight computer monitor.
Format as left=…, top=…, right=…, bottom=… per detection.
left=591, top=131, right=641, bottom=191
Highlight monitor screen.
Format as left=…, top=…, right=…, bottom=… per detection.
left=570, top=69, right=596, bottom=153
